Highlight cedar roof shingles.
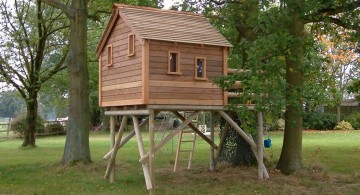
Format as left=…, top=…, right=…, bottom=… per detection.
left=119, top=6, right=232, bottom=47
left=96, top=4, right=232, bottom=56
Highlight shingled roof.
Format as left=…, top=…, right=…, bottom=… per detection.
left=96, top=4, right=232, bottom=56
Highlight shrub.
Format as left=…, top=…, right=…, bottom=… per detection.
left=334, top=121, right=354, bottom=131
left=303, top=112, right=336, bottom=130
left=345, top=112, right=360, bottom=130
left=45, top=122, right=65, bottom=133
left=10, top=113, right=45, bottom=136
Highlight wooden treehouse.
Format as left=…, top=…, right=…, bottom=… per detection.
left=96, top=4, right=269, bottom=194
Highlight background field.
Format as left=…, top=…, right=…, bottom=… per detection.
left=1, top=130, right=360, bottom=194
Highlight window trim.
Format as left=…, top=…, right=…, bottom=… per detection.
left=194, top=56, right=207, bottom=80
left=128, top=33, right=135, bottom=56
left=107, top=44, right=113, bottom=66
left=167, top=51, right=181, bottom=75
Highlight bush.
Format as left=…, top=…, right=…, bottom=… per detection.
left=303, top=112, right=336, bottom=130
left=345, top=112, right=360, bottom=130
left=10, top=113, right=45, bottom=136
left=45, top=122, right=65, bottom=133
left=334, top=121, right=354, bottom=131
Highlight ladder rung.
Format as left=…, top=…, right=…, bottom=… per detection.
left=178, top=159, right=193, bottom=162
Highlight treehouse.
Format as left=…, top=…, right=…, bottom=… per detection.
left=97, top=4, right=269, bottom=193
left=96, top=4, right=232, bottom=108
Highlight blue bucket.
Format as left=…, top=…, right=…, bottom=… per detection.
left=264, top=138, right=272, bottom=148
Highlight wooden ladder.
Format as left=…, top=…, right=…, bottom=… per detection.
left=173, top=112, right=199, bottom=172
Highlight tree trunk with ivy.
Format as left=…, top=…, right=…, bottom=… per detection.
left=276, top=0, right=304, bottom=173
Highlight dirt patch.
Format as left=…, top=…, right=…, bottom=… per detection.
left=156, top=164, right=360, bottom=194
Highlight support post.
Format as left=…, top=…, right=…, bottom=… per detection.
left=132, top=116, right=153, bottom=190
left=109, top=116, right=116, bottom=182
left=149, top=110, right=155, bottom=195
left=105, top=116, right=127, bottom=181
left=140, top=111, right=201, bottom=163
left=103, top=117, right=149, bottom=160
left=257, top=112, right=264, bottom=179
left=209, top=111, right=215, bottom=171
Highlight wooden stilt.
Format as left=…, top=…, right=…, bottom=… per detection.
left=209, top=111, right=215, bottom=172
left=149, top=110, right=155, bottom=195
left=105, top=116, right=128, bottom=181
left=103, top=117, right=149, bottom=160
left=249, top=135, right=270, bottom=179
left=140, top=111, right=201, bottom=163
left=173, top=111, right=218, bottom=149
left=218, top=110, right=269, bottom=179
left=109, top=116, right=116, bottom=182
left=215, top=122, right=229, bottom=161
left=132, top=116, right=153, bottom=190
left=257, top=112, right=265, bottom=179
left=217, top=111, right=257, bottom=148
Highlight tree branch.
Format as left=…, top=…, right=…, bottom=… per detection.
left=305, top=1, right=360, bottom=23
left=41, top=0, right=71, bottom=17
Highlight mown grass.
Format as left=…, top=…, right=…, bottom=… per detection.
left=0, top=130, right=360, bottom=194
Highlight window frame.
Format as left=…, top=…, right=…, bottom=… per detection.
left=107, top=44, right=113, bottom=66
left=167, top=51, right=181, bottom=75
left=128, top=33, right=135, bottom=56
left=194, top=56, right=207, bottom=80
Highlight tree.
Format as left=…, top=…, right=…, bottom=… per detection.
left=0, top=0, right=68, bottom=146
left=173, top=0, right=360, bottom=174
left=41, top=0, right=164, bottom=164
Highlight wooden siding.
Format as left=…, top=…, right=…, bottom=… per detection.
left=100, top=17, right=143, bottom=107
left=148, top=40, right=225, bottom=106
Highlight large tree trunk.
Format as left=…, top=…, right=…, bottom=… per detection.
left=336, top=105, right=341, bottom=122
left=22, top=93, right=38, bottom=147
left=61, top=0, right=91, bottom=165
left=276, top=0, right=304, bottom=174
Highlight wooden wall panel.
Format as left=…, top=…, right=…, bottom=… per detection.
left=99, top=17, right=143, bottom=107
left=148, top=40, right=225, bottom=106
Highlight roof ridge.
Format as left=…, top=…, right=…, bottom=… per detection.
left=113, top=3, right=204, bottom=17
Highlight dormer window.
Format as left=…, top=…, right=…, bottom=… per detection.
left=128, top=33, right=135, bottom=56
left=107, top=44, right=112, bottom=66
left=168, top=51, right=181, bottom=75
left=195, top=57, right=207, bottom=80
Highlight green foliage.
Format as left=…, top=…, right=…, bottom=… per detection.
left=10, top=113, right=45, bottom=136
left=344, top=112, right=360, bottom=130
left=334, top=120, right=354, bottom=131
left=0, top=90, right=25, bottom=118
left=303, top=112, right=336, bottom=130
left=45, top=122, right=64, bottom=133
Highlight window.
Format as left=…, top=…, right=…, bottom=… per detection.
left=195, top=57, right=206, bottom=80
left=128, top=34, right=135, bottom=56
left=168, top=51, right=181, bottom=74
left=107, top=45, right=112, bottom=66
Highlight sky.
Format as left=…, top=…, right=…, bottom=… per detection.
left=163, top=0, right=181, bottom=9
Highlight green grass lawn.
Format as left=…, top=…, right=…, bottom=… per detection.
left=0, top=130, right=360, bottom=194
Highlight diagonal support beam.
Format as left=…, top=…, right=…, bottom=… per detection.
left=217, top=110, right=257, bottom=148
left=139, top=111, right=201, bottom=164
left=103, top=117, right=149, bottom=160
left=104, top=116, right=128, bottom=181
left=132, top=116, right=153, bottom=190
left=173, top=111, right=218, bottom=150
